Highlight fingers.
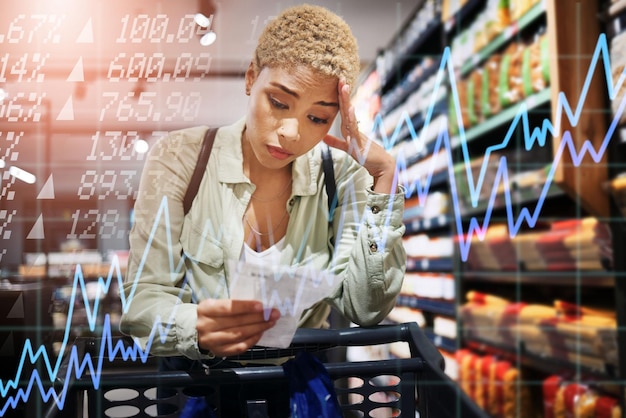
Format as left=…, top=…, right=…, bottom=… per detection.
left=199, top=321, right=277, bottom=357
left=198, top=298, right=264, bottom=317
left=338, top=80, right=358, bottom=140
left=322, top=134, right=348, bottom=152
left=197, top=299, right=280, bottom=330
left=196, top=299, right=281, bottom=357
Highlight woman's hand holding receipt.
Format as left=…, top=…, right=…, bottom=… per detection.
left=196, top=299, right=281, bottom=357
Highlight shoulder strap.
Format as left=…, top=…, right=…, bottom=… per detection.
left=321, top=145, right=337, bottom=222
left=183, top=129, right=337, bottom=222
left=183, top=127, right=219, bottom=215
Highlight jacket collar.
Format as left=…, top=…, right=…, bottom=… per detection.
left=215, top=117, right=321, bottom=197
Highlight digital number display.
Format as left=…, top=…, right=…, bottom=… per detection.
left=0, top=1, right=224, bottom=271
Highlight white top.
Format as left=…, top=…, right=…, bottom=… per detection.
left=242, top=237, right=286, bottom=265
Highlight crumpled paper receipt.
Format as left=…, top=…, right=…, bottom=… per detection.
left=227, top=260, right=339, bottom=348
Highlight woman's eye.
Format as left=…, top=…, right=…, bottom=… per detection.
left=308, top=115, right=328, bottom=125
left=269, top=96, right=288, bottom=109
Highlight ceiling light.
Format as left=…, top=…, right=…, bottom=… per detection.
left=194, top=12, right=216, bottom=46
left=194, top=13, right=211, bottom=28
left=200, top=31, right=216, bottom=46
left=9, top=166, right=36, bottom=184
left=134, top=139, right=149, bottom=154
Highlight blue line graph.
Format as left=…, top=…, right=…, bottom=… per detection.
left=376, top=32, right=625, bottom=261
left=1, top=32, right=626, bottom=414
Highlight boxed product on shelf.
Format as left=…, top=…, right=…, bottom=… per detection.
left=434, top=315, right=457, bottom=339
left=484, top=224, right=519, bottom=270
left=509, top=0, right=542, bottom=21
left=460, top=217, right=611, bottom=272
left=518, top=300, right=617, bottom=372
left=453, top=152, right=508, bottom=214
left=499, top=41, right=525, bottom=108
left=483, top=0, right=511, bottom=45
left=404, top=233, right=454, bottom=259
left=460, top=290, right=618, bottom=372
left=398, top=148, right=449, bottom=195
left=403, top=191, right=449, bottom=223
left=460, top=291, right=524, bottom=348
left=401, top=272, right=455, bottom=301
left=481, top=54, right=503, bottom=117
left=442, top=0, right=467, bottom=23
left=525, top=32, right=550, bottom=95
left=455, top=76, right=472, bottom=129
left=457, top=348, right=480, bottom=401
left=548, top=380, right=623, bottom=418
left=387, top=306, right=426, bottom=328
left=389, top=114, right=448, bottom=163
left=610, top=10, right=626, bottom=126
left=468, top=68, right=483, bottom=125
left=449, top=29, right=468, bottom=69
left=543, top=375, right=563, bottom=418
left=456, top=349, right=534, bottom=418
left=610, top=174, right=626, bottom=217
left=441, top=350, right=459, bottom=380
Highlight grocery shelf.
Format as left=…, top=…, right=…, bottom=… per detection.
left=457, top=172, right=565, bottom=217
left=464, top=337, right=617, bottom=380
left=460, top=270, right=615, bottom=287
left=405, top=214, right=451, bottom=234
left=459, top=2, right=547, bottom=76
left=381, top=19, right=443, bottom=93
left=406, top=256, right=454, bottom=272
left=424, top=329, right=457, bottom=353
left=396, top=294, right=456, bottom=317
left=443, top=0, right=483, bottom=34
left=449, top=88, right=551, bottom=150
left=381, top=57, right=443, bottom=116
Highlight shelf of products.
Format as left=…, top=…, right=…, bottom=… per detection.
left=352, top=0, right=625, bottom=416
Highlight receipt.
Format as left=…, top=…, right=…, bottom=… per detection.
left=227, top=261, right=339, bottom=348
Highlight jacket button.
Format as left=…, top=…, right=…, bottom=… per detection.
left=371, top=205, right=380, bottom=214
left=369, top=242, right=378, bottom=252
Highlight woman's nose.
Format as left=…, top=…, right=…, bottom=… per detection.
left=277, top=118, right=300, bottom=141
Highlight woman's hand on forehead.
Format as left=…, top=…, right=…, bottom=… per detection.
left=322, top=79, right=398, bottom=194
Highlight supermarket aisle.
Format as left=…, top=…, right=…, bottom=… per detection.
left=349, top=0, right=626, bottom=416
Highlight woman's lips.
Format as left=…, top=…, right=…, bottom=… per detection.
left=267, top=145, right=292, bottom=160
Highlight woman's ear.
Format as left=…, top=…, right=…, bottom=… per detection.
left=245, top=61, right=257, bottom=96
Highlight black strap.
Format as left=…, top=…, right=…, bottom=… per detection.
left=183, top=128, right=337, bottom=225
left=183, top=127, right=218, bottom=215
left=321, top=145, right=337, bottom=223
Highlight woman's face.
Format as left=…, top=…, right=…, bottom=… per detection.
left=244, top=64, right=339, bottom=170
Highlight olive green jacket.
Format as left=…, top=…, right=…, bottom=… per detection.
left=120, top=118, right=406, bottom=359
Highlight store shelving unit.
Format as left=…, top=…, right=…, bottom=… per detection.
left=352, top=0, right=460, bottom=369
left=352, top=0, right=626, bottom=416
left=604, top=0, right=626, bottom=412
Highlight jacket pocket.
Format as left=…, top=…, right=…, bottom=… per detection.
left=180, top=220, right=224, bottom=269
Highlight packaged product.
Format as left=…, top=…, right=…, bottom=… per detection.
left=594, top=395, right=622, bottom=418
left=499, top=42, right=524, bottom=107
left=610, top=31, right=626, bottom=125
left=510, top=0, right=538, bottom=21
left=468, top=69, right=483, bottom=125
left=458, top=349, right=479, bottom=400
left=481, top=54, right=502, bottom=117
left=543, top=375, right=563, bottom=418
left=475, top=355, right=495, bottom=409
left=497, top=0, right=512, bottom=31
left=456, top=77, right=472, bottom=129
left=523, top=32, right=550, bottom=96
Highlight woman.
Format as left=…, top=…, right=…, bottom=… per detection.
left=120, top=3, right=405, bottom=366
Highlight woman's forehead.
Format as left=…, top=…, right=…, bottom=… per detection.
left=260, top=65, right=338, bottom=97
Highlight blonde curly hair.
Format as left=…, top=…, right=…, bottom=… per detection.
left=253, top=4, right=360, bottom=87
